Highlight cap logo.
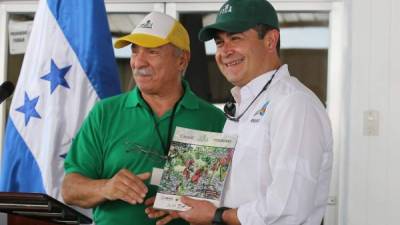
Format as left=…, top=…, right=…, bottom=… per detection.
left=138, top=20, right=153, bottom=29
left=219, top=4, right=232, bottom=15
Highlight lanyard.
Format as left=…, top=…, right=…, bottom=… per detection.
left=143, top=96, right=182, bottom=155
left=224, top=65, right=282, bottom=122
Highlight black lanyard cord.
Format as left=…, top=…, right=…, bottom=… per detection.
left=224, top=65, right=282, bottom=122
left=143, top=95, right=182, bottom=155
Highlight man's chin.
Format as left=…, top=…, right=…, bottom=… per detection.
left=224, top=75, right=242, bottom=86
left=137, top=85, right=157, bottom=95
left=134, top=76, right=152, bottom=85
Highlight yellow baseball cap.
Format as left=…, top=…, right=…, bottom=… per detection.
left=114, top=11, right=190, bottom=52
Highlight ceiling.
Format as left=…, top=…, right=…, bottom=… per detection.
left=7, top=11, right=330, bottom=36
left=108, top=12, right=329, bottom=35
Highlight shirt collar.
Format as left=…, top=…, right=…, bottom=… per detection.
left=230, top=64, right=288, bottom=104
left=179, top=80, right=200, bottom=110
left=124, top=87, right=141, bottom=108
left=125, top=80, right=199, bottom=110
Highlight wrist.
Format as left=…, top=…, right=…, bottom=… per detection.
left=212, top=207, right=230, bottom=225
left=99, top=179, right=111, bottom=200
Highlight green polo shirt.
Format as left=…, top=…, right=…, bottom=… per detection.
left=64, top=81, right=226, bottom=225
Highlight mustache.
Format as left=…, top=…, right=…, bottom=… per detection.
left=133, top=68, right=153, bottom=76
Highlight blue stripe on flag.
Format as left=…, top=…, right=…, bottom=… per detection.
left=0, top=0, right=120, bottom=206
left=0, top=120, right=45, bottom=192
left=47, top=0, right=121, bottom=99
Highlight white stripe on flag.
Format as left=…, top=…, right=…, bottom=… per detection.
left=9, top=1, right=99, bottom=199
left=0, top=1, right=121, bottom=219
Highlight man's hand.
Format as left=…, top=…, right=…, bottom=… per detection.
left=144, top=197, right=180, bottom=225
left=101, top=169, right=150, bottom=204
left=178, top=196, right=216, bottom=225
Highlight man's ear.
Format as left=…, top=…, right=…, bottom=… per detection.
left=178, top=51, right=191, bottom=72
left=263, top=29, right=280, bottom=52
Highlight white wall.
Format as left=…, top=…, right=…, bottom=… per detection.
left=343, top=0, right=400, bottom=224
left=0, top=213, right=6, bottom=225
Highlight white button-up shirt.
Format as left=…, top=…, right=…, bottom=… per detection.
left=221, top=65, right=333, bottom=225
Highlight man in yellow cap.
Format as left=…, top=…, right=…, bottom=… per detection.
left=61, top=11, right=225, bottom=225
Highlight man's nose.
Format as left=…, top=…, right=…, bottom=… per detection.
left=131, top=51, right=148, bottom=69
left=220, top=41, right=234, bottom=57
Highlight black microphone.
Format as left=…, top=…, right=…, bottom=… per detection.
left=0, top=81, right=15, bottom=104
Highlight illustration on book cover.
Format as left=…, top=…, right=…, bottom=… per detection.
left=153, top=127, right=237, bottom=211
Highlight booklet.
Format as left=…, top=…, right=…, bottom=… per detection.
left=153, top=127, right=237, bottom=211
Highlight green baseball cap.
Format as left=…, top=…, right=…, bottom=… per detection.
left=199, top=0, right=279, bottom=41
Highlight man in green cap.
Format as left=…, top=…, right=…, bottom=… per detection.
left=61, top=11, right=225, bottom=225
left=145, top=0, right=333, bottom=225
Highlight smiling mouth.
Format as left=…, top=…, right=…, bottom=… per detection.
left=224, top=58, right=244, bottom=67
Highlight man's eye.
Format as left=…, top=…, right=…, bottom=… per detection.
left=149, top=49, right=160, bottom=54
left=215, top=40, right=223, bottom=47
left=231, top=35, right=241, bottom=41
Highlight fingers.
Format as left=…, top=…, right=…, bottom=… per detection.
left=118, top=170, right=148, bottom=203
left=146, top=208, right=168, bottom=219
left=144, top=196, right=180, bottom=224
left=102, top=169, right=150, bottom=204
left=180, top=196, right=196, bottom=206
left=122, top=170, right=149, bottom=194
left=144, top=197, right=168, bottom=219
left=137, top=172, right=151, bottom=180
left=144, top=196, right=155, bottom=206
left=177, top=197, right=216, bottom=224
left=155, top=214, right=180, bottom=225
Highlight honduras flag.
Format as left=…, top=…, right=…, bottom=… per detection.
left=0, top=0, right=121, bottom=201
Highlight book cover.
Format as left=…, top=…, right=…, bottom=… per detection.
left=153, top=127, right=237, bottom=211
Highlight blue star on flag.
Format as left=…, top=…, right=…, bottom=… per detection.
left=41, top=59, right=71, bottom=94
left=16, top=92, right=42, bottom=126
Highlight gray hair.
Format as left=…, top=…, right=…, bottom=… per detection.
left=173, top=46, right=188, bottom=77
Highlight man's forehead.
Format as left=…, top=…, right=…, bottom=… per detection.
left=131, top=43, right=171, bottom=50
left=214, top=30, right=245, bottom=39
